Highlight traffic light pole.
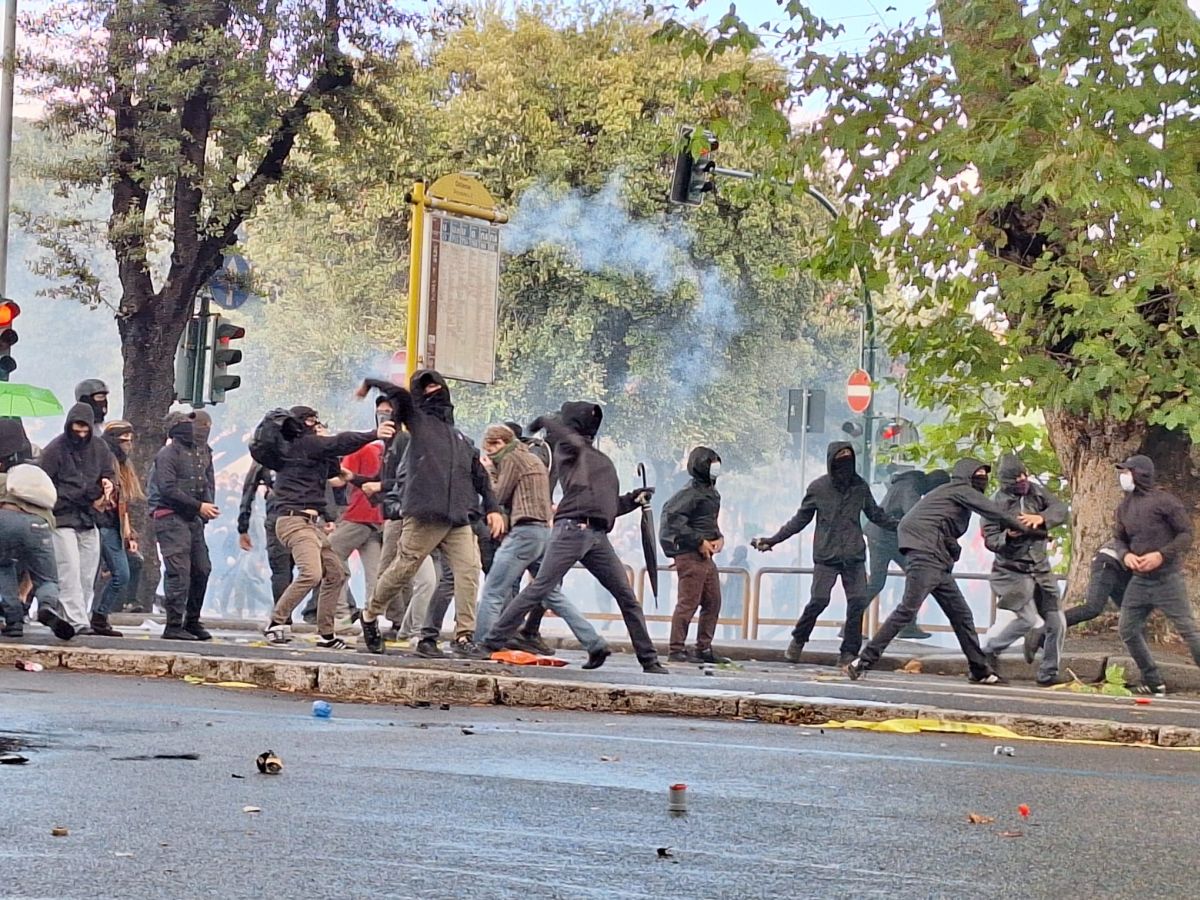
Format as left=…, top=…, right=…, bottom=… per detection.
left=0, top=0, right=16, bottom=299
left=711, top=166, right=877, bottom=482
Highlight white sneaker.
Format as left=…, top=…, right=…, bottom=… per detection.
left=264, top=624, right=292, bottom=645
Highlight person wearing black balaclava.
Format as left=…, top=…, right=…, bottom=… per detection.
left=38, top=402, right=115, bottom=630
left=846, top=458, right=1037, bottom=684
left=752, top=442, right=899, bottom=666
left=1113, top=454, right=1199, bottom=696
left=358, top=370, right=504, bottom=659
left=74, top=378, right=110, bottom=426
left=979, top=455, right=1068, bottom=685
left=147, top=411, right=218, bottom=641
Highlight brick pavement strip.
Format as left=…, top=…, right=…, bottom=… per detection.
left=3, top=642, right=1199, bottom=748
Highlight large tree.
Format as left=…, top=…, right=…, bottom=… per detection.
left=659, top=0, right=1200, bottom=601
left=21, top=0, right=414, bottom=475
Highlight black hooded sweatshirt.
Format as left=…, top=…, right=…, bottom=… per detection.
left=766, top=442, right=897, bottom=565
left=534, top=401, right=641, bottom=533
left=898, top=457, right=1032, bottom=568
left=148, top=421, right=216, bottom=521
left=981, top=454, right=1068, bottom=574
left=1114, top=454, right=1192, bottom=578
left=387, top=369, right=498, bottom=526
left=659, top=447, right=722, bottom=558
left=38, top=403, right=116, bottom=530
left=864, top=469, right=949, bottom=543
left=271, top=410, right=377, bottom=518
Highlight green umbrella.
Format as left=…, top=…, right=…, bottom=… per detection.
left=0, top=383, right=64, bottom=418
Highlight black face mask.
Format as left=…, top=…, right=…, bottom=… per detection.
left=89, top=397, right=108, bottom=422
left=831, top=455, right=855, bottom=485
left=1012, top=481, right=1030, bottom=496
left=419, top=389, right=454, bottom=424
left=67, top=426, right=91, bottom=447
left=169, top=423, right=195, bottom=447
left=971, top=474, right=989, bottom=493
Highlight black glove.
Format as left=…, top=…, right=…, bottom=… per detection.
left=631, top=487, right=655, bottom=506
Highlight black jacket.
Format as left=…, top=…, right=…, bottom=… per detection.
left=766, top=442, right=896, bottom=565
left=659, top=447, right=722, bottom=558
left=1114, top=455, right=1193, bottom=578
left=148, top=433, right=215, bottom=522
left=237, top=463, right=274, bottom=534
left=534, top=402, right=641, bottom=533
left=864, top=469, right=948, bottom=542
left=898, top=457, right=1031, bottom=568
left=981, top=455, right=1067, bottom=574
left=38, top=403, right=116, bottom=530
left=272, top=428, right=376, bottom=517
left=390, top=370, right=498, bottom=526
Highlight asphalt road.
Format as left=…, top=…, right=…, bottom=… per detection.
left=3, top=670, right=1199, bottom=899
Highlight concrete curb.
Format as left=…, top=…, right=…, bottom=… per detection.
left=4, top=643, right=1198, bottom=749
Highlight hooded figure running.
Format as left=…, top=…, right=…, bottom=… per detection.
left=752, top=442, right=898, bottom=666
left=1113, top=455, right=1198, bottom=696
left=481, top=402, right=664, bottom=673
left=846, top=458, right=1037, bottom=684
left=979, top=454, right=1069, bottom=685
left=660, top=446, right=728, bottom=664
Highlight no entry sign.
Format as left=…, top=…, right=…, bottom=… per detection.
left=846, top=368, right=872, bottom=414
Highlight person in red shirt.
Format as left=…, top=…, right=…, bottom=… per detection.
left=327, top=396, right=392, bottom=628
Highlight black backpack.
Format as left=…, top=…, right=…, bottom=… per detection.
left=249, top=408, right=300, bottom=470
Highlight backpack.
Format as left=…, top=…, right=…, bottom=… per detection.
left=249, top=408, right=300, bottom=470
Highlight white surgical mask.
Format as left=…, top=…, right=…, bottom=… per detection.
left=1119, top=471, right=1135, bottom=493
left=709, top=462, right=721, bottom=481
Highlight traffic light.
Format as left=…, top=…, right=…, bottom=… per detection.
left=0, top=299, right=20, bottom=381
left=174, top=315, right=204, bottom=405
left=877, top=417, right=919, bottom=446
left=669, top=125, right=718, bottom=206
left=204, top=314, right=245, bottom=404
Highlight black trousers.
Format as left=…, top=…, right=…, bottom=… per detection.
left=417, top=550, right=457, bottom=643
left=155, top=515, right=211, bottom=627
left=1065, top=555, right=1130, bottom=628
left=792, top=560, right=870, bottom=656
left=859, top=558, right=991, bottom=679
left=490, top=521, right=658, bottom=666
left=264, top=514, right=293, bottom=602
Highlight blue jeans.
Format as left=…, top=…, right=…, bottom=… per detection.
left=96, top=527, right=130, bottom=618
left=0, top=509, right=65, bottom=626
left=477, top=523, right=607, bottom=654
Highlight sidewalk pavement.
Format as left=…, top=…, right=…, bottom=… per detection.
left=6, top=619, right=1200, bottom=749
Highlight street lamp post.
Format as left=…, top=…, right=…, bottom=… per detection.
left=0, top=0, right=18, bottom=297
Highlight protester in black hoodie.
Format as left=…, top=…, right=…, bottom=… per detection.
left=39, top=402, right=115, bottom=630
left=359, top=370, right=503, bottom=658
left=1113, top=455, right=1199, bottom=696
left=753, top=442, right=898, bottom=665
left=979, top=454, right=1068, bottom=685
left=862, top=468, right=949, bottom=640
left=148, top=411, right=218, bottom=641
left=847, top=458, right=1036, bottom=683
left=661, top=447, right=728, bottom=664
left=481, top=401, right=664, bottom=673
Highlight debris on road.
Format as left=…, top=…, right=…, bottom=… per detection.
left=599, top=755, right=619, bottom=762
left=999, top=830, right=1024, bottom=838
left=967, top=812, right=996, bottom=825
left=256, top=751, right=283, bottom=774
left=231, top=774, right=245, bottom=779
left=312, top=700, right=333, bottom=718
left=656, top=847, right=674, bottom=860
left=993, top=745, right=1015, bottom=757
left=112, top=753, right=201, bottom=761
left=900, top=659, right=923, bottom=674
left=51, top=827, right=69, bottom=837
left=0, top=752, right=29, bottom=765
left=14, top=660, right=44, bottom=672
left=242, top=806, right=261, bottom=814
left=1018, top=804, right=1031, bottom=819
left=668, top=783, right=687, bottom=814
left=406, top=701, right=431, bottom=708
left=439, top=704, right=451, bottom=711
left=115, top=852, right=134, bottom=858
left=461, top=727, right=475, bottom=735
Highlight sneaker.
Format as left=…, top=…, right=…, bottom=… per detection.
left=89, top=615, right=123, bottom=637
left=970, top=672, right=1008, bottom=685
left=983, top=651, right=1000, bottom=672
left=897, top=624, right=932, bottom=640
left=1036, top=673, right=1067, bottom=687
left=518, top=634, right=555, bottom=656
left=316, top=634, right=347, bottom=650
left=697, top=649, right=732, bottom=665
left=583, top=646, right=612, bottom=670
left=416, top=639, right=446, bottom=659
left=263, top=623, right=292, bottom=645
left=506, top=635, right=546, bottom=656
left=361, top=617, right=385, bottom=655
left=837, top=651, right=856, bottom=667
left=184, top=622, right=212, bottom=641
left=1023, top=627, right=1044, bottom=664
left=843, top=657, right=866, bottom=680
left=36, top=608, right=76, bottom=641
left=1134, top=683, right=1167, bottom=698
left=784, top=639, right=804, bottom=663
left=2, top=624, right=23, bottom=638
left=451, top=639, right=489, bottom=659
left=667, top=651, right=693, bottom=663
left=642, top=662, right=669, bottom=675
left=162, top=625, right=200, bottom=641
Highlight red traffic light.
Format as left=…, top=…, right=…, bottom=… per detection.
left=0, top=300, right=20, bottom=328
left=882, top=424, right=900, bottom=440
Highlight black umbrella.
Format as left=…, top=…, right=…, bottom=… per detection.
left=636, top=463, right=659, bottom=606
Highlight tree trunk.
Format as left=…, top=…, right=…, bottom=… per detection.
left=119, top=300, right=189, bottom=610
left=1044, top=408, right=1200, bottom=615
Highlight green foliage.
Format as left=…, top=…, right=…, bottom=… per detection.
left=247, top=5, right=860, bottom=466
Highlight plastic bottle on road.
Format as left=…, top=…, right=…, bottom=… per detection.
left=312, top=700, right=333, bottom=719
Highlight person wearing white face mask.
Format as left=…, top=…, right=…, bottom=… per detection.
left=660, top=447, right=727, bottom=664
left=1113, top=454, right=1199, bottom=696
